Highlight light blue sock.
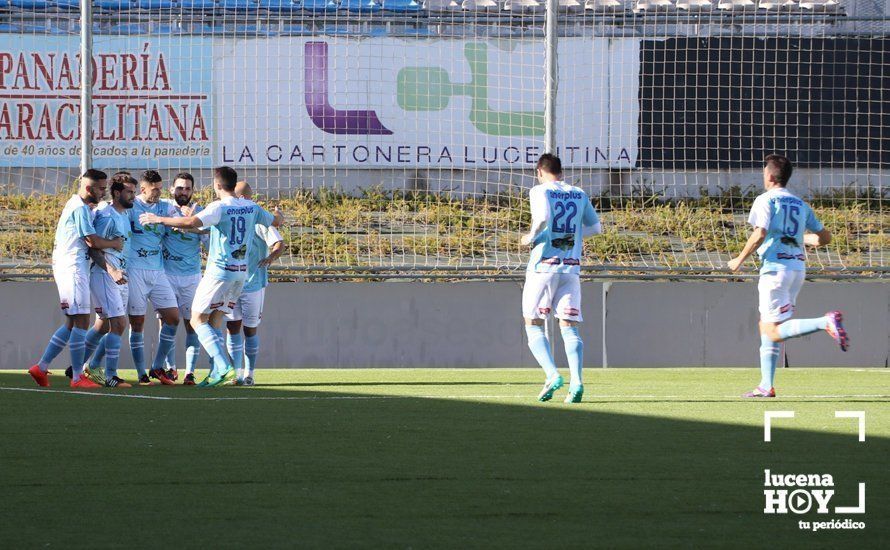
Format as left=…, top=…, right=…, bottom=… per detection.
left=227, top=332, right=244, bottom=374
left=68, top=327, right=87, bottom=381
left=104, top=333, right=122, bottom=380
left=162, top=323, right=177, bottom=370
left=185, top=331, right=200, bottom=375
left=245, top=334, right=259, bottom=376
left=778, top=317, right=829, bottom=341
left=211, top=327, right=226, bottom=374
left=525, top=325, right=559, bottom=381
left=38, top=324, right=71, bottom=371
left=195, top=323, right=230, bottom=375
left=211, top=327, right=224, bottom=347
left=83, top=328, right=104, bottom=364
left=152, top=324, right=178, bottom=371
left=130, top=330, right=146, bottom=378
left=560, top=325, right=584, bottom=389
left=89, top=334, right=108, bottom=370
left=759, top=335, right=781, bottom=390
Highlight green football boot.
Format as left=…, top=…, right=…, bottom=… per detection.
left=564, top=385, right=584, bottom=403
left=537, top=375, right=564, bottom=402
left=202, top=366, right=236, bottom=388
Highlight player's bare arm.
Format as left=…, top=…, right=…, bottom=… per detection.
left=87, top=248, right=127, bottom=285
left=728, top=227, right=767, bottom=272
left=139, top=212, right=203, bottom=229
left=258, top=240, right=285, bottom=268
left=171, top=205, right=209, bottom=234
left=520, top=218, right=547, bottom=247
left=804, top=228, right=832, bottom=247
left=270, top=207, right=283, bottom=228
left=84, top=233, right=124, bottom=252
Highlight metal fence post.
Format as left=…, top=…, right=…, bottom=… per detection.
left=544, top=0, right=558, bottom=155
left=79, top=0, right=93, bottom=175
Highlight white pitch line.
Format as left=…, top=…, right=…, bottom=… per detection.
left=0, top=386, right=175, bottom=399
left=1, top=386, right=888, bottom=402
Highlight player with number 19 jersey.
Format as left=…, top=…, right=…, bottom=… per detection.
left=191, top=197, right=275, bottom=315
left=198, top=198, right=275, bottom=281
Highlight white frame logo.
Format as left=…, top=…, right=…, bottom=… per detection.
left=762, top=411, right=867, bottom=531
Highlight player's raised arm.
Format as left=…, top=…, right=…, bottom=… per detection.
left=271, top=206, right=283, bottom=227
left=139, top=211, right=205, bottom=230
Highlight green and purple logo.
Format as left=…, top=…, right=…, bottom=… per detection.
left=397, top=43, right=544, bottom=137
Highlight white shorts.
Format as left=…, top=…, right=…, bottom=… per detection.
left=522, top=271, right=583, bottom=322
left=192, top=276, right=244, bottom=316
left=52, top=264, right=91, bottom=315
left=90, top=269, right=129, bottom=319
left=758, top=270, right=805, bottom=323
left=225, top=288, right=266, bottom=328
left=127, top=268, right=178, bottom=316
left=165, top=272, right=202, bottom=320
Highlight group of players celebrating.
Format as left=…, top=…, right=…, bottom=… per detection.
left=27, top=153, right=848, bottom=401
left=27, top=166, right=283, bottom=389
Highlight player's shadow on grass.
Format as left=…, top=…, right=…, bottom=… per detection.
left=0, top=372, right=886, bottom=549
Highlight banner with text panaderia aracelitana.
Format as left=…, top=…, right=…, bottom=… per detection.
left=0, top=35, right=211, bottom=168
left=216, top=38, right=639, bottom=169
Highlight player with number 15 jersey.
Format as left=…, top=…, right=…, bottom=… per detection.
left=728, top=154, right=846, bottom=399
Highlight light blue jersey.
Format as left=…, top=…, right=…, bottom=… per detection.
left=526, top=182, right=600, bottom=274
left=127, top=197, right=174, bottom=271
left=244, top=225, right=284, bottom=294
left=92, top=204, right=132, bottom=272
left=52, top=194, right=96, bottom=272
left=161, top=199, right=204, bottom=276
left=748, top=188, right=823, bottom=273
left=196, top=197, right=275, bottom=282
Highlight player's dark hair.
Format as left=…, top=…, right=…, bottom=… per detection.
left=110, top=172, right=137, bottom=197
left=81, top=169, right=107, bottom=182
left=764, top=154, right=793, bottom=187
left=536, top=154, right=562, bottom=176
left=174, top=172, right=195, bottom=187
left=214, top=166, right=238, bottom=192
left=140, top=169, right=163, bottom=185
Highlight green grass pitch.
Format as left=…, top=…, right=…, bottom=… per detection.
left=0, top=368, right=887, bottom=548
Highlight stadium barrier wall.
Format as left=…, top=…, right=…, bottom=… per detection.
left=0, top=281, right=886, bottom=370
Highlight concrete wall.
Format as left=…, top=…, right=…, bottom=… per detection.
left=0, top=281, right=886, bottom=370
